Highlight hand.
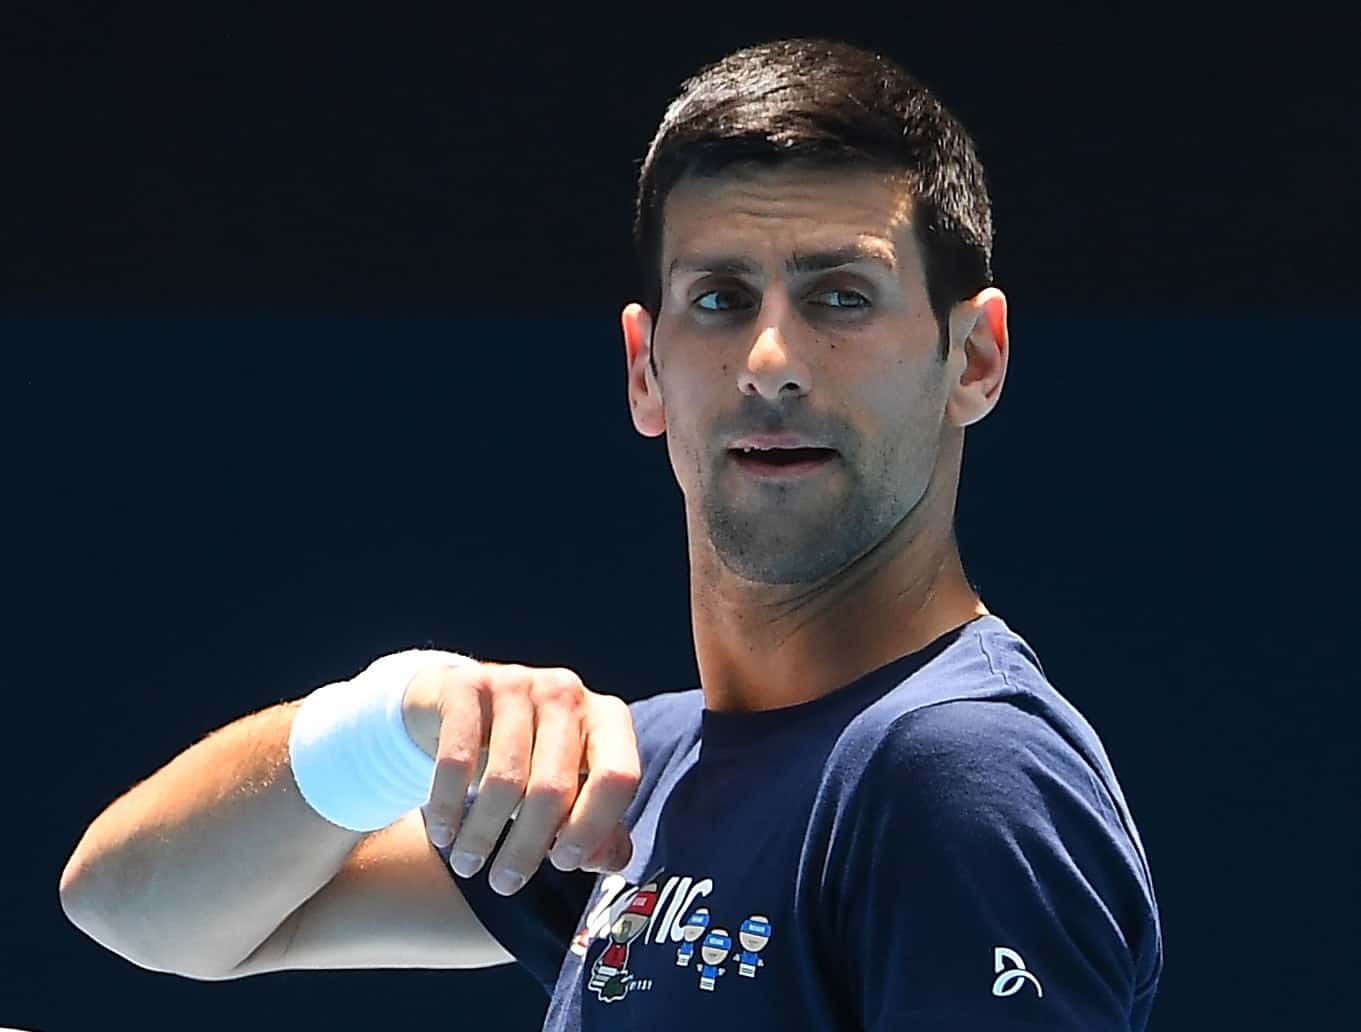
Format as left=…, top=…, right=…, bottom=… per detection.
left=403, top=660, right=640, bottom=895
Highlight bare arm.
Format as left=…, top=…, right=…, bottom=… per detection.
left=58, top=700, right=506, bottom=978
left=58, top=658, right=639, bottom=981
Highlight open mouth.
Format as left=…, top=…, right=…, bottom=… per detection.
left=728, top=447, right=837, bottom=476
left=731, top=447, right=836, bottom=465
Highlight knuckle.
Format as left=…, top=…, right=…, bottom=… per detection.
left=527, top=773, right=578, bottom=806
left=531, top=669, right=585, bottom=708
left=427, top=662, right=458, bottom=687
left=434, top=664, right=489, bottom=705
left=480, top=770, right=527, bottom=797
left=439, top=658, right=484, bottom=685
left=593, top=690, right=627, bottom=713
left=466, top=668, right=497, bottom=698
left=407, top=668, right=439, bottom=696
left=491, top=665, right=535, bottom=699
left=590, top=692, right=635, bottom=727
left=435, top=749, right=477, bottom=774
left=485, top=747, right=530, bottom=777
left=594, top=764, right=642, bottom=792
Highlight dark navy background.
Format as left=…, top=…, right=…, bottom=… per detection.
left=5, top=7, right=1355, bottom=1030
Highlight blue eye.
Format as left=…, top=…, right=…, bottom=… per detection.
left=692, top=287, right=869, bottom=312
left=812, top=289, right=869, bottom=309
left=694, top=289, right=748, bottom=312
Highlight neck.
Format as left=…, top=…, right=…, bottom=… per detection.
left=687, top=487, right=987, bottom=715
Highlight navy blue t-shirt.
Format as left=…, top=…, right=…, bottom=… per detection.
left=434, top=613, right=1163, bottom=1029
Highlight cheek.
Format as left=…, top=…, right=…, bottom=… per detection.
left=851, top=369, right=938, bottom=461
left=846, top=367, right=906, bottom=427
left=663, top=359, right=725, bottom=431
left=659, top=382, right=717, bottom=479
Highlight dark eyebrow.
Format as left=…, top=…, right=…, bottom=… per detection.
left=787, top=243, right=896, bottom=275
left=667, top=242, right=897, bottom=284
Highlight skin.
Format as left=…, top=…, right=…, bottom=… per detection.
left=622, top=162, right=1010, bottom=713
left=418, top=162, right=1010, bottom=897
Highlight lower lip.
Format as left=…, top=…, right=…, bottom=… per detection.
left=730, top=451, right=837, bottom=479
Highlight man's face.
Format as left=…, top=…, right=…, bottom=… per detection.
left=647, top=162, right=953, bottom=585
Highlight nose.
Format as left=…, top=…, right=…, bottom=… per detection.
left=737, top=322, right=811, bottom=401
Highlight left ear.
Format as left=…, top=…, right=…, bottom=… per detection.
left=944, top=287, right=1009, bottom=429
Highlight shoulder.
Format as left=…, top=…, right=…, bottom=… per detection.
left=847, top=696, right=1081, bottom=777
left=814, top=702, right=1164, bottom=1023
left=816, top=696, right=1161, bottom=979
left=626, top=687, right=702, bottom=769
left=825, top=698, right=1093, bottom=835
left=810, top=616, right=1151, bottom=896
left=824, top=614, right=1132, bottom=839
left=627, top=685, right=702, bottom=721
left=627, top=686, right=702, bottom=736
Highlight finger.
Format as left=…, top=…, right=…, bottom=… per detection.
left=579, top=822, right=634, bottom=874
left=549, top=693, right=641, bottom=870
left=486, top=671, right=585, bottom=894
left=421, top=667, right=487, bottom=850
left=449, top=667, right=535, bottom=879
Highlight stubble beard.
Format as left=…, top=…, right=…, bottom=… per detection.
left=700, top=460, right=892, bottom=586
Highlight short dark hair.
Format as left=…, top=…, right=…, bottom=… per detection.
left=633, top=37, right=994, bottom=364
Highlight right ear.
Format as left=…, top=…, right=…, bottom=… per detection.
left=622, top=302, right=665, bottom=438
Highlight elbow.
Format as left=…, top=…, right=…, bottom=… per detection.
left=58, top=849, right=243, bottom=982
left=61, top=889, right=234, bottom=980
left=58, top=855, right=139, bottom=969
left=58, top=850, right=103, bottom=938
left=58, top=853, right=185, bottom=978
left=58, top=831, right=124, bottom=933
left=58, top=845, right=127, bottom=945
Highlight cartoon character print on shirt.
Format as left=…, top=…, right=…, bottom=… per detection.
left=585, top=881, right=660, bottom=1003
left=694, top=914, right=771, bottom=989
left=736, top=914, right=771, bottom=977
left=696, top=927, right=731, bottom=990
left=570, top=872, right=638, bottom=961
left=675, top=907, right=709, bottom=966
left=573, top=871, right=776, bottom=1003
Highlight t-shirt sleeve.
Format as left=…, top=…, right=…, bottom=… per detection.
left=427, top=809, right=597, bottom=997
left=815, top=699, right=1158, bottom=1030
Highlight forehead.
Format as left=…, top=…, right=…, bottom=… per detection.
left=660, top=162, right=917, bottom=270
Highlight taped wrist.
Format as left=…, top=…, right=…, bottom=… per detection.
left=287, top=648, right=478, bottom=832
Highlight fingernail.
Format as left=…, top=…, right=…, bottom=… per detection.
left=551, top=845, right=583, bottom=870
left=428, top=823, right=451, bottom=848
left=490, top=869, right=526, bottom=895
left=451, top=851, right=483, bottom=878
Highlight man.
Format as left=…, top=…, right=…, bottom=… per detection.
left=60, top=37, right=1163, bottom=1030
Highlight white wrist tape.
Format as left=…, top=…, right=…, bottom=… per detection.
left=287, top=648, right=478, bottom=832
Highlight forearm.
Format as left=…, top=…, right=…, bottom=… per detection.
left=59, top=700, right=368, bottom=976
